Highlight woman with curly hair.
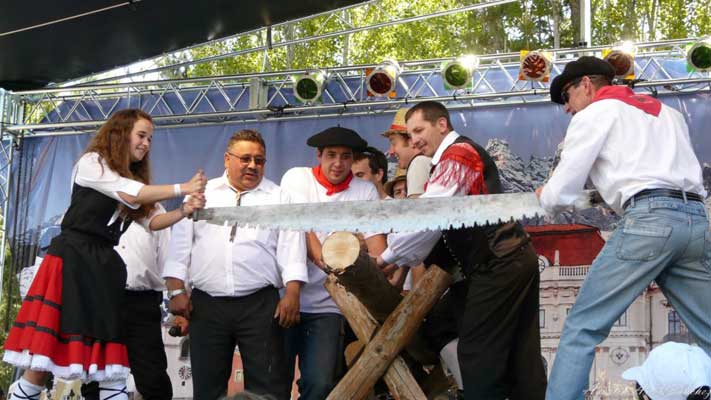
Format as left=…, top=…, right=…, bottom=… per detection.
left=3, top=109, right=206, bottom=400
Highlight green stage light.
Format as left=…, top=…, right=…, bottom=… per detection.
left=687, top=38, right=711, bottom=72
left=442, top=55, right=479, bottom=90
left=366, top=60, right=401, bottom=97
left=293, top=71, right=326, bottom=103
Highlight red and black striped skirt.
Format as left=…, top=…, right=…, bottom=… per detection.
left=2, top=254, right=130, bottom=382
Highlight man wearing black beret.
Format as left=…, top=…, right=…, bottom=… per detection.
left=538, top=56, right=711, bottom=399
left=280, top=126, right=387, bottom=400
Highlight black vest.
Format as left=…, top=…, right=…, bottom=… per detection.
left=424, top=135, right=529, bottom=276
left=60, top=184, right=131, bottom=246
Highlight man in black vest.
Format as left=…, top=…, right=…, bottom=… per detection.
left=376, top=101, right=546, bottom=400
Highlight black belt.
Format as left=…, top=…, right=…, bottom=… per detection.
left=623, top=188, right=703, bottom=210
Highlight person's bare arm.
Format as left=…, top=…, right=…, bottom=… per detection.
left=118, top=170, right=206, bottom=205
left=166, top=277, right=191, bottom=319
left=306, top=232, right=325, bottom=269
left=148, top=193, right=206, bottom=231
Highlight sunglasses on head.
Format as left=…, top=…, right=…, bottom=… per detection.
left=561, top=76, right=585, bottom=104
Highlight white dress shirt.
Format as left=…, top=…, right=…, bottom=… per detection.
left=72, top=152, right=145, bottom=207
left=72, top=152, right=145, bottom=228
left=280, top=167, right=379, bottom=314
left=540, top=99, right=706, bottom=215
left=162, top=173, right=308, bottom=297
left=382, top=131, right=475, bottom=267
left=406, top=155, right=433, bottom=197
left=115, top=204, right=170, bottom=291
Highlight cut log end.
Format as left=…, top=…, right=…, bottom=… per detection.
left=322, top=231, right=361, bottom=271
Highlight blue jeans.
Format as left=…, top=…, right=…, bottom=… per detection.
left=284, top=312, right=345, bottom=400
left=546, top=196, right=711, bottom=400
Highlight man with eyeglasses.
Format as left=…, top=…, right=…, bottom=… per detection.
left=163, top=129, right=308, bottom=400
left=280, top=127, right=387, bottom=400
left=538, top=56, right=711, bottom=400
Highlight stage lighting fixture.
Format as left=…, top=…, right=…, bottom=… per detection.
left=366, top=60, right=401, bottom=97
left=293, top=71, right=326, bottom=103
left=603, top=42, right=636, bottom=78
left=519, top=50, right=552, bottom=81
left=687, top=38, right=711, bottom=71
left=442, top=55, right=480, bottom=90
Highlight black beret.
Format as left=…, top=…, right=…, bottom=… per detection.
left=307, top=127, right=368, bottom=152
left=549, top=56, right=616, bottom=104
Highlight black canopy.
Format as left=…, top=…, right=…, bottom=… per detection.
left=0, top=0, right=365, bottom=91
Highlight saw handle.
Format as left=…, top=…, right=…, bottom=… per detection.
left=588, top=190, right=604, bottom=206
left=573, top=190, right=603, bottom=210
left=192, top=209, right=202, bottom=222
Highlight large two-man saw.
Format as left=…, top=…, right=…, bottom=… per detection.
left=192, top=191, right=597, bottom=232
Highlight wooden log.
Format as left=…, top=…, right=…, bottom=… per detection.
left=322, top=232, right=438, bottom=365
left=325, top=275, right=427, bottom=400
left=326, top=265, right=452, bottom=400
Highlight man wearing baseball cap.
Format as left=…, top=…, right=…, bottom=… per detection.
left=538, top=56, right=711, bottom=400
left=622, top=342, right=711, bottom=400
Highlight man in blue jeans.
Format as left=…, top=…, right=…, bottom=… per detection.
left=280, top=127, right=387, bottom=399
left=537, top=56, right=711, bottom=400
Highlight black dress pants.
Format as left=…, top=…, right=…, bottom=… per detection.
left=456, top=244, right=547, bottom=400
left=190, top=287, right=290, bottom=400
left=121, top=290, right=172, bottom=400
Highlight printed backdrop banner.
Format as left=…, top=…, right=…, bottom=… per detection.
left=7, top=91, right=711, bottom=251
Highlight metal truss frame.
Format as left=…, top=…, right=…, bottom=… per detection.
left=4, top=38, right=710, bottom=134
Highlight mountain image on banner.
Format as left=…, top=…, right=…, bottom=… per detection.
left=485, top=138, right=621, bottom=231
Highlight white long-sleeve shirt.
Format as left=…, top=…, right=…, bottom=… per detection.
left=406, top=155, right=433, bottom=197
left=382, top=131, right=475, bottom=267
left=115, top=204, right=170, bottom=291
left=540, top=98, right=706, bottom=215
left=280, top=167, right=379, bottom=314
left=162, top=173, right=308, bottom=297
left=72, top=152, right=144, bottom=228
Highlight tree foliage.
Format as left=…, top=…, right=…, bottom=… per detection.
left=158, top=0, right=710, bottom=79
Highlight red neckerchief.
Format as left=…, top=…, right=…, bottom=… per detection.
left=312, top=165, right=353, bottom=196
left=593, top=85, right=661, bottom=117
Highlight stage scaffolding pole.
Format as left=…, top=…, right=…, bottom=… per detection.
left=580, top=0, right=592, bottom=47
left=0, top=89, right=20, bottom=304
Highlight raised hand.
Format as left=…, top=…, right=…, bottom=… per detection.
left=181, top=193, right=206, bottom=217
left=183, top=169, right=207, bottom=194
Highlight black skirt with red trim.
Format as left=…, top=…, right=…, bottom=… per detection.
left=2, top=253, right=130, bottom=381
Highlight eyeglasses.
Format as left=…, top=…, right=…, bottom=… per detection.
left=226, top=152, right=266, bottom=166
left=561, top=77, right=584, bottom=104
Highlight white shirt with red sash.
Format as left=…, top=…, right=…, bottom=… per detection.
left=280, top=167, right=379, bottom=314
left=381, top=130, right=488, bottom=267
left=540, top=86, right=706, bottom=214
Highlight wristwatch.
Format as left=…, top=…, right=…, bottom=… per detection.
left=168, top=288, right=187, bottom=299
